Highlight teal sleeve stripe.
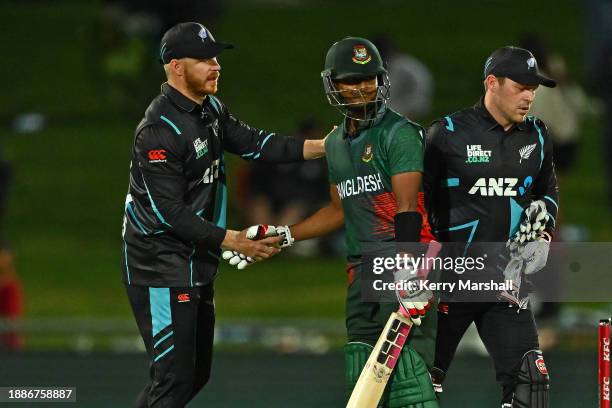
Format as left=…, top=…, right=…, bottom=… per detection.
left=444, top=116, right=454, bottom=132
left=544, top=195, right=559, bottom=211
left=260, top=133, right=274, bottom=149
left=189, top=248, right=196, bottom=287
left=444, top=178, right=459, bottom=187
left=213, top=184, right=228, bottom=228
left=160, top=115, right=182, bottom=135
left=509, top=198, right=524, bottom=238
left=154, top=345, right=174, bottom=362
left=123, top=241, right=131, bottom=284
left=153, top=331, right=173, bottom=349
left=149, top=288, right=171, bottom=338
left=532, top=119, right=544, bottom=168
left=241, top=133, right=275, bottom=159
left=142, top=178, right=171, bottom=227
left=126, top=202, right=148, bottom=235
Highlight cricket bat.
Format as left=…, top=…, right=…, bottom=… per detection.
left=346, top=311, right=413, bottom=408
left=346, top=240, right=442, bottom=408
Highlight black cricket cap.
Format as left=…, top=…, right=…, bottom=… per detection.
left=159, top=22, right=233, bottom=64
left=483, top=46, right=556, bottom=88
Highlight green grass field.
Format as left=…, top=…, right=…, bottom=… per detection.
left=0, top=3, right=609, bottom=407
left=1, top=0, right=609, bottom=321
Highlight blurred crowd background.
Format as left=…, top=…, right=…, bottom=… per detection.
left=0, top=0, right=611, bottom=406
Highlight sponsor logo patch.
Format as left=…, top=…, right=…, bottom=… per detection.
left=535, top=357, right=548, bottom=375
left=352, top=45, right=372, bottom=64
left=194, top=138, right=209, bottom=159
left=148, top=149, right=167, bottom=163
left=177, top=293, right=190, bottom=303
left=468, top=178, right=518, bottom=196
left=466, top=144, right=491, bottom=163
left=362, top=143, right=374, bottom=162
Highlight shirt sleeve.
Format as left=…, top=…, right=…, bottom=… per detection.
left=386, top=122, right=425, bottom=175
left=531, top=119, right=559, bottom=234
left=325, top=132, right=337, bottom=184
left=135, top=124, right=226, bottom=248
left=219, top=103, right=305, bottom=163
left=423, top=120, right=447, bottom=214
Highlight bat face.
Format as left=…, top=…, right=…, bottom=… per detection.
left=376, top=318, right=411, bottom=370
left=347, top=242, right=439, bottom=408
left=346, top=313, right=413, bottom=408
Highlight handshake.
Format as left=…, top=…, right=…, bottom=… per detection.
left=221, top=225, right=294, bottom=270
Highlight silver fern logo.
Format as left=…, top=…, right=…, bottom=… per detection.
left=519, top=143, right=537, bottom=163
left=527, top=57, right=536, bottom=69
left=198, top=25, right=208, bottom=41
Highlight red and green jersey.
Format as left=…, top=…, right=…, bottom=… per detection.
left=326, top=109, right=425, bottom=261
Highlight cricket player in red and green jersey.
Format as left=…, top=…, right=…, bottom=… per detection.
left=225, top=37, right=439, bottom=408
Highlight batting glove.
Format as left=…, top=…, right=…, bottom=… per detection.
left=222, top=224, right=294, bottom=270
left=222, top=250, right=254, bottom=270
left=394, top=267, right=434, bottom=326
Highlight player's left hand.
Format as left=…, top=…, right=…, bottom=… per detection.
left=222, top=224, right=294, bottom=270
left=506, top=200, right=552, bottom=275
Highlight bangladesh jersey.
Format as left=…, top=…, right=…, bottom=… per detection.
left=325, top=109, right=425, bottom=261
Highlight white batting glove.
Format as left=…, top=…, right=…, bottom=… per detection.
left=394, top=267, right=434, bottom=326
left=222, top=224, right=294, bottom=270
left=244, top=224, right=294, bottom=248
left=222, top=250, right=254, bottom=270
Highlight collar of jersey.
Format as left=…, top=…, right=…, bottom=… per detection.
left=161, top=82, right=200, bottom=113
left=342, top=106, right=388, bottom=139
left=474, top=96, right=527, bottom=132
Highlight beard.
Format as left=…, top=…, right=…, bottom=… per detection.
left=184, top=68, right=218, bottom=98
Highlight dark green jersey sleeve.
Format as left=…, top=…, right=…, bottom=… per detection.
left=386, top=122, right=425, bottom=175
left=325, top=129, right=339, bottom=184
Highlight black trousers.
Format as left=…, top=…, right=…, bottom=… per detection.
left=434, top=302, right=540, bottom=404
left=126, top=284, right=215, bottom=408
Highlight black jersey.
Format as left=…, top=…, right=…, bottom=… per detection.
left=424, top=98, right=559, bottom=265
left=122, top=83, right=304, bottom=287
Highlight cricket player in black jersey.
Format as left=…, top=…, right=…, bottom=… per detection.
left=424, top=47, right=559, bottom=407
left=122, top=22, right=326, bottom=407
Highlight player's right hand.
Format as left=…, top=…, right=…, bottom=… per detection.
left=507, top=200, right=549, bottom=251
left=394, top=269, right=434, bottom=326
left=222, top=227, right=281, bottom=262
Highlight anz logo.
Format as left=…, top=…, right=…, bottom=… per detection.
left=468, top=176, right=533, bottom=197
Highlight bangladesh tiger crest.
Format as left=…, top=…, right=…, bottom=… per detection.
left=352, top=45, right=371, bottom=64
left=362, top=143, right=374, bottom=162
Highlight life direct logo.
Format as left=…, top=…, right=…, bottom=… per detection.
left=466, top=145, right=491, bottom=163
